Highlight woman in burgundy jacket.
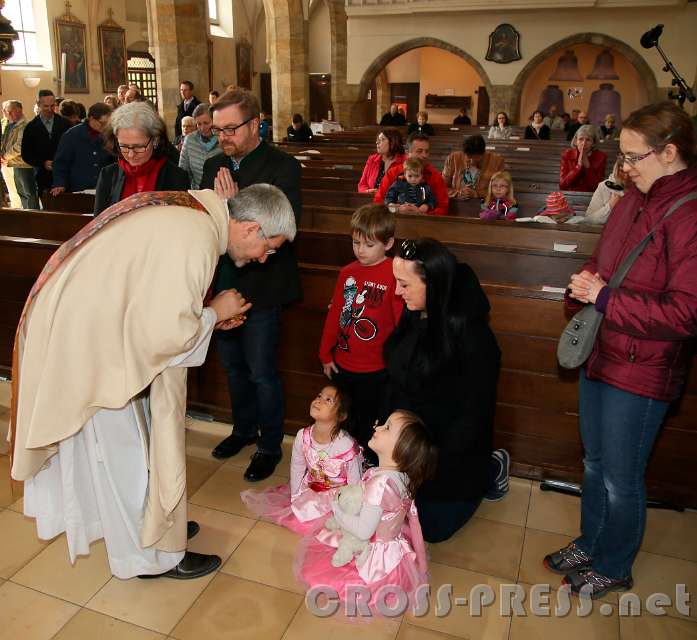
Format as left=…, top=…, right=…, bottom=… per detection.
left=357, top=128, right=405, bottom=193
left=559, top=125, right=608, bottom=192
left=544, top=102, right=697, bottom=599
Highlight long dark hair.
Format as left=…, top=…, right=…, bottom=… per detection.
left=392, top=410, right=438, bottom=497
left=318, top=382, right=352, bottom=440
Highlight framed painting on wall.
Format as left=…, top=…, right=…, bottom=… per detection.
left=98, top=14, right=127, bottom=93
left=485, top=23, right=521, bottom=65
left=55, top=5, right=89, bottom=93
left=236, top=40, right=251, bottom=89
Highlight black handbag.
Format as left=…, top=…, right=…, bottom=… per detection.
left=557, top=192, right=697, bottom=369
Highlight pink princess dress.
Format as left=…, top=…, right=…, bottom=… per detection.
left=296, top=468, right=429, bottom=611
left=241, top=426, right=362, bottom=535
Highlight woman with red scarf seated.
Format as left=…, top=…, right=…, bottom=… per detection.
left=94, top=102, right=190, bottom=215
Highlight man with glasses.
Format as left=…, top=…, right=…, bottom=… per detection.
left=201, top=89, right=302, bottom=481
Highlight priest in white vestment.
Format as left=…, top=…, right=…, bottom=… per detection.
left=9, top=183, right=297, bottom=579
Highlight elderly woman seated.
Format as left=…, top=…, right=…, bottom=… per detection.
left=357, top=128, right=406, bottom=193
left=179, top=103, right=223, bottom=189
left=94, top=101, right=190, bottom=215
left=559, top=124, right=608, bottom=192
left=442, top=134, right=506, bottom=199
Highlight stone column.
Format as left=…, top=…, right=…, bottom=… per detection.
left=265, top=0, right=308, bottom=141
left=325, top=0, right=352, bottom=127
left=489, top=84, right=516, bottom=124
left=148, top=0, right=210, bottom=136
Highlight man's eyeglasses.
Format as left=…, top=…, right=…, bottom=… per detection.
left=617, top=149, right=655, bottom=167
left=258, top=227, right=277, bottom=256
left=118, top=137, right=152, bottom=154
left=211, top=118, right=254, bottom=138
left=400, top=239, right=419, bottom=261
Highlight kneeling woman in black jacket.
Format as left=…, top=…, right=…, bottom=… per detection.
left=384, top=238, right=508, bottom=543
left=94, top=102, right=190, bottom=215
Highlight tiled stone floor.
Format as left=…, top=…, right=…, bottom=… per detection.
left=1, top=381, right=696, bottom=639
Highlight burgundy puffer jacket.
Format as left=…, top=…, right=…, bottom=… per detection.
left=567, top=166, right=697, bottom=401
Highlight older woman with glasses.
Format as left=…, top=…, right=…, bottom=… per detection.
left=559, top=124, right=608, bottom=192
left=94, top=102, right=190, bottom=215
left=544, top=102, right=697, bottom=599
left=383, top=238, right=509, bottom=543
left=357, top=128, right=406, bottom=193
left=179, top=103, right=223, bottom=189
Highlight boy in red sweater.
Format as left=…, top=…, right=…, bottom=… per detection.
left=318, top=204, right=404, bottom=463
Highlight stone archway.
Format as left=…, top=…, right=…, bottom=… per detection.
left=355, top=37, right=493, bottom=124
left=510, top=33, right=659, bottom=122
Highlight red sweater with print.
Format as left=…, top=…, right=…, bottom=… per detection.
left=319, top=259, right=404, bottom=373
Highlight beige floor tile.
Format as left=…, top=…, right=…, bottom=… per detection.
left=281, top=600, right=401, bottom=640
left=0, top=509, right=50, bottom=579
left=509, top=584, right=620, bottom=640
left=405, top=562, right=510, bottom=639
left=476, top=477, right=532, bottom=528
left=642, top=508, right=697, bottom=563
left=0, top=581, right=79, bottom=640
left=396, top=624, right=463, bottom=640
left=86, top=571, right=215, bottom=635
left=186, top=503, right=256, bottom=563
left=0, top=455, right=23, bottom=508
left=429, top=517, right=525, bottom=581
left=12, top=537, right=112, bottom=605
left=184, top=426, right=228, bottom=463
left=631, top=551, right=697, bottom=621
left=223, top=436, right=294, bottom=479
left=518, top=528, right=574, bottom=588
left=8, top=496, right=23, bottom=513
left=221, top=520, right=304, bottom=594
left=620, top=613, right=697, bottom=639
left=53, top=609, right=166, bottom=639
left=171, top=573, right=302, bottom=640
left=0, top=380, right=10, bottom=407
left=0, top=410, right=9, bottom=455
left=186, top=456, right=222, bottom=498
left=526, top=483, right=581, bottom=538
left=189, top=464, right=287, bottom=518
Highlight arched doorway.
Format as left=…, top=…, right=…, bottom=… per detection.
left=357, top=37, right=493, bottom=126
left=512, top=34, right=658, bottom=125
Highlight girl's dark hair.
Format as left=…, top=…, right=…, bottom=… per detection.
left=380, top=128, right=405, bottom=157
left=320, top=382, right=352, bottom=440
left=392, top=410, right=438, bottom=496
left=494, top=111, right=509, bottom=126
left=622, top=100, right=697, bottom=167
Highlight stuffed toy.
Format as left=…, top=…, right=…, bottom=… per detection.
left=325, top=484, right=370, bottom=567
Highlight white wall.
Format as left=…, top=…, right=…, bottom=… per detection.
left=308, top=0, right=331, bottom=74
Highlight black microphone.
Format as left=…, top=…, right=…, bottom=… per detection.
left=640, top=24, right=663, bottom=49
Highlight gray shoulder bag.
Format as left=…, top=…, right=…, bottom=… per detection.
left=557, top=192, right=697, bottom=369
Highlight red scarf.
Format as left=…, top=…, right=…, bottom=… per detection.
left=118, top=155, right=167, bottom=199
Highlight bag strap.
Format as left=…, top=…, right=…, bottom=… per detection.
left=608, top=192, right=697, bottom=288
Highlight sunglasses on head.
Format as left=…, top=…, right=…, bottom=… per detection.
left=400, top=239, right=419, bottom=261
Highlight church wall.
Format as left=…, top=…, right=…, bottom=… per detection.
left=308, top=0, right=330, bottom=74
left=346, top=5, right=697, bottom=117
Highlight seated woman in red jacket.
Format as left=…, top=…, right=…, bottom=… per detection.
left=559, top=125, right=607, bottom=192
left=357, top=128, right=405, bottom=193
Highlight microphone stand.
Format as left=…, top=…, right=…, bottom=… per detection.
left=651, top=41, right=696, bottom=107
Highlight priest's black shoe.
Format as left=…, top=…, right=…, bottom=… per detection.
left=244, top=451, right=282, bottom=482
left=187, top=520, right=200, bottom=540
left=137, top=552, right=221, bottom=580
left=211, top=434, right=257, bottom=459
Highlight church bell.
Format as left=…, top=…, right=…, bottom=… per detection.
left=548, top=50, right=583, bottom=82
left=587, top=49, right=619, bottom=80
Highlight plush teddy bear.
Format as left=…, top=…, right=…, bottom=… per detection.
left=325, top=484, right=370, bottom=567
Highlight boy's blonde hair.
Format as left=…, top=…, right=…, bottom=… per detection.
left=485, top=170, right=516, bottom=206
left=403, top=157, right=424, bottom=176
left=350, top=204, right=396, bottom=245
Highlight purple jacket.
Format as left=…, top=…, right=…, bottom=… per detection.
left=567, top=166, right=697, bottom=401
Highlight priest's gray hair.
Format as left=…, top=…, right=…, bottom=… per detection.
left=227, top=184, right=297, bottom=241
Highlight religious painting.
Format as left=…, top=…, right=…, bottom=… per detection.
left=485, top=23, right=521, bottom=64
left=55, top=8, right=89, bottom=93
left=236, top=40, right=252, bottom=89
left=98, top=16, right=127, bottom=93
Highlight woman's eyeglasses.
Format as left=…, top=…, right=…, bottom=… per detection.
left=617, top=149, right=655, bottom=167
left=118, top=137, right=153, bottom=154
left=401, top=239, right=419, bottom=261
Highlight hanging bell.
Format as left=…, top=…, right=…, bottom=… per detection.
left=548, top=50, right=583, bottom=82
left=587, top=49, right=619, bottom=80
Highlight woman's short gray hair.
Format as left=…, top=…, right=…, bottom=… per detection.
left=109, top=101, right=166, bottom=139
left=572, top=124, right=599, bottom=148
left=228, top=184, right=297, bottom=241
left=193, top=103, right=211, bottom=119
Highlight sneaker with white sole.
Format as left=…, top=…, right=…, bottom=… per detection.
left=484, top=448, right=510, bottom=501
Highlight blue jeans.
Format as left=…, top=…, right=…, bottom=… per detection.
left=13, top=167, right=39, bottom=209
left=575, top=370, right=669, bottom=579
left=216, top=306, right=284, bottom=455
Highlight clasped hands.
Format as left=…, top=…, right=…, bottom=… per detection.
left=209, top=288, right=252, bottom=330
left=568, top=270, right=607, bottom=305
left=214, top=167, right=238, bottom=200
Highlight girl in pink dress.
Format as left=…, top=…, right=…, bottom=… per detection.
left=296, top=410, right=438, bottom=613
left=241, top=384, right=362, bottom=535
